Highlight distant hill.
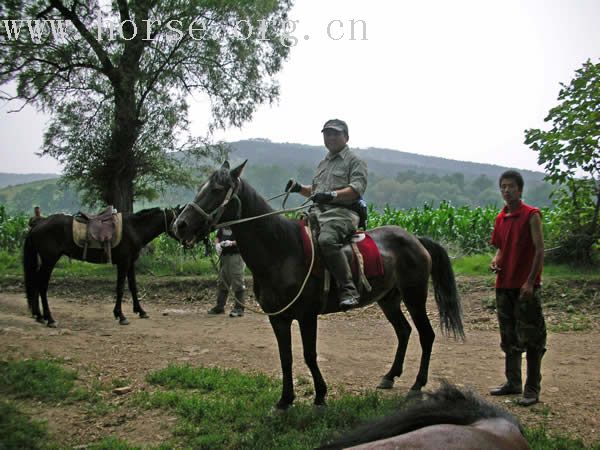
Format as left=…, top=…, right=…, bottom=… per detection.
left=227, top=139, right=546, bottom=181
left=0, top=172, right=59, bottom=189
left=1, top=140, right=553, bottom=214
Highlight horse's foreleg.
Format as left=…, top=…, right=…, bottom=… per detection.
left=128, top=265, right=148, bottom=318
left=403, top=285, right=435, bottom=392
left=38, top=261, right=57, bottom=327
left=114, top=263, right=129, bottom=325
left=269, top=316, right=295, bottom=410
left=299, top=313, right=327, bottom=406
left=378, top=289, right=412, bottom=389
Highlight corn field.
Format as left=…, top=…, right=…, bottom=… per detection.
left=0, top=202, right=562, bottom=258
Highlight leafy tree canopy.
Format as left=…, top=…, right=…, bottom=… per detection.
left=1, top=0, right=293, bottom=211
left=525, top=59, right=600, bottom=263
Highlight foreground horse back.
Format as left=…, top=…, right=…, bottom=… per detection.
left=319, top=382, right=529, bottom=450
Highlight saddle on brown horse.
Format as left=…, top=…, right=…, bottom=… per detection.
left=299, top=216, right=384, bottom=302
left=73, top=206, right=122, bottom=263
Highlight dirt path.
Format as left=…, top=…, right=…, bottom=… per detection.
left=1, top=281, right=599, bottom=447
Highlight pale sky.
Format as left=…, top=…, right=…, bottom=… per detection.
left=1, top=0, right=599, bottom=174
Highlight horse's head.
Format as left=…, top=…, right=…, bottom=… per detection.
left=173, top=160, right=247, bottom=247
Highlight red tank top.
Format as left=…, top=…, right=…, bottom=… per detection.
left=490, top=201, right=542, bottom=289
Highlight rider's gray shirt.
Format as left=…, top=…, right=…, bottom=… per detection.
left=311, top=146, right=368, bottom=207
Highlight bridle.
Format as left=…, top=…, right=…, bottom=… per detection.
left=179, top=180, right=242, bottom=232
left=163, top=208, right=179, bottom=234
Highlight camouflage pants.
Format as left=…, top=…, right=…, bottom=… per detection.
left=496, top=287, right=547, bottom=354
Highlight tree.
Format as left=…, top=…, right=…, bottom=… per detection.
left=1, top=0, right=293, bottom=211
left=525, top=59, right=600, bottom=263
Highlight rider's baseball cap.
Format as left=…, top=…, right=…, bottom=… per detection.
left=321, top=119, right=348, bottom=135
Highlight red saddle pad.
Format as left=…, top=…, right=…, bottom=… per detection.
left=299, top=222, right=384, bottom=278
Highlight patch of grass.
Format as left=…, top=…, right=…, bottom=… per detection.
left=0, top=400, right=53, bottom=450
left=548, top=314, right=592, bottom=333
left=526, top=425, right=600, bottom=450
left=452, top=253, right=496, bottom=276
left=543, top=264, right=600, bottom=279
left=0, top=359, right=77, bottom=402
left=134, top=364, right=406, bottom=449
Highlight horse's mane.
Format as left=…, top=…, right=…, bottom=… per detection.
left=127, top=208, right=163, bottom=227
left=236, top=178, right=300, bottom=245
left=134, top=207, right=162, bottom=217
left=318, top=381, right=523, bottom=449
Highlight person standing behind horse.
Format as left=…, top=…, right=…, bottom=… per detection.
left=29, top=206, right=44, bottom=229
left=285, top=119, right=368, bottom=309
left=489, top=169, right=546, bottom=406
left=208, top=227, right=246, bottom=317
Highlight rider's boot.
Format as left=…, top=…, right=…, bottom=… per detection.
left=323, top=250, right=360, bottom=309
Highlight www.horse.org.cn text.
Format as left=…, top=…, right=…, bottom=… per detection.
left=2, top=17, right=368, bottom=47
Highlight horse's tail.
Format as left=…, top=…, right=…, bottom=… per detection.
left=23, top=233, right=39, bottom=313
left=317, top=381, right=523, bottom=449
left=418, top=237, right=464, bottom=340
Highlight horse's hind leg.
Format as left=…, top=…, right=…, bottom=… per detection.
left=128, top=265, right=148, bottom=318
left=38, top=260, right=58, bottom=327
left=378, top=289, right=412, bottom=389
left=403, top=284, right=435, bottom=392
left=114, top=263, right=129, bottom=325
left=299, top=313, right=327, bottom=406
left=269, top=316, right=295, bottom=410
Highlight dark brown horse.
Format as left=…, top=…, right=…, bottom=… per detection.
left=318, top=382, right=530, bottom=449
left=173, top=161, right=464, bottom=410
left=23, top=207, right=181, bottom=327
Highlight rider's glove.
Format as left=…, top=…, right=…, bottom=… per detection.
left=312, top=191, right=338, bottom=204
left=221, top=240, right=233, bottom=247
left=285, top=179, right=302, bottom=193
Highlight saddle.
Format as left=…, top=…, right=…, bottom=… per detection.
left=298, top=217, right=384, bottom=302
left=73, top=206, right=123, bottom=263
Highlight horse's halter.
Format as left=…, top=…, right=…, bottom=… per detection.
left=181, top=179, right=242, bottom=232
left=163, top=208, right=178, bottom=234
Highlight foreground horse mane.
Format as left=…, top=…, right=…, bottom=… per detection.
left=318, top=382, right=523, bottom=449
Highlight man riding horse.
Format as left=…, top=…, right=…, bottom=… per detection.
left=285, top=118, right=368, bottom=309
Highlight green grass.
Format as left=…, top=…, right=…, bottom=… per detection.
left=526, top=426, right=600, bottom=450
left=0, top=400, right=54, bottom=450
left=1, top=359, right=599, bottom=449
left=453, top=253, right=496, bottom=275
left=134, top=364, right=406, bottom=449
left=0, top=359, right=78, bottom=402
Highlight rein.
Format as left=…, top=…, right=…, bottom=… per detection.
left=232, top=220, right=316, bottom=317
left=182, top=185, right=316, bottom=316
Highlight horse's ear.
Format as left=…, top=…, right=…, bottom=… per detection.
left=221, top=161, right=230, bottom=170
left=230, top=159, right=248, bottom=179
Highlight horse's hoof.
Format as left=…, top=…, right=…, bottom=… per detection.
left=35, top=317, right=45, bottom=324
left=377, top=377, right=395, bottom=389
left=119, top=318, right=130, bottom=325
left=313, top=402, right=327, bottom=413
left=271, top=403, right=293, bottom=414
left=139, top=312, right=149, bottom=319
left=47, top=321, right=58, bottom=328
left=407, top=389, right=424, bottom=400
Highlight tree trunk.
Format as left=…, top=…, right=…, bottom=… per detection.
left=102, top=72, right=140, bottom=213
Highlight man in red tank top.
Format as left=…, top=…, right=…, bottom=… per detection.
left=489, top=170, right=546, bottom=406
